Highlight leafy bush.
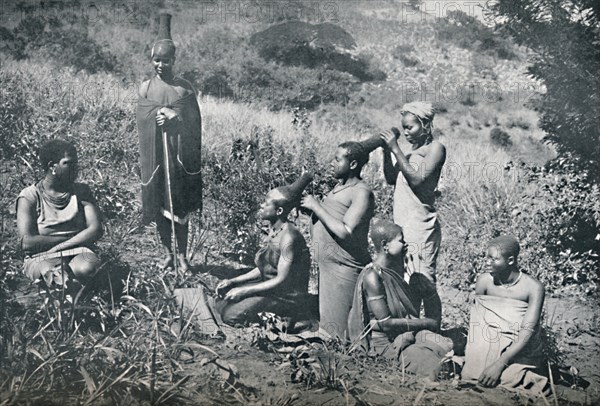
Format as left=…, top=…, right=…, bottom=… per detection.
left=434, top=10, right=518, bottom=60
left=438, top=159, right=599, bottom=293
left=490, top=127, right=512, bottom=148
left=516, top=159, right=600, bottom=289
left=201, top=124, right=335, bottom=264
left=489, top=0, right=600, bottom=181
left=7, top=16, right=118, bottom=73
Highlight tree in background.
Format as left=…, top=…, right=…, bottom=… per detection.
left=487, top=0, right=600, bottom=180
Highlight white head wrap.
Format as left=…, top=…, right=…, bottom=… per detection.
left=400, top=101, right=435, bottom=138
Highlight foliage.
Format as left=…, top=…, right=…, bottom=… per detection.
left=7, top=16, right=118, bottom=73
left=201, top=124, right=335, bottom=264
left=517, top=159, right=600, bottom=289
left=490, top=127, right=513, bottom=148
left=438, top=159, right=599, bottom=292
left=488, top=0, right=600, bottom=181
left=177, top=26, right=363, bottom=110
left=434, top=10, right=518, bottom=60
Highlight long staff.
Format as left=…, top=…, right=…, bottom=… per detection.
left=162, top=128, right=179, bottom=276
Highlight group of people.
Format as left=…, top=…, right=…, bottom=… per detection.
left=15, top=13, right=549, bottom=394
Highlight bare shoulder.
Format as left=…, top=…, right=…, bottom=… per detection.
left=430, top=139, right=446, bottom=151
left=281, top=224, right=303, bottom=244
left=428, top=140, right=446, bottom=161
left=522, top=273, right=545, bottom=299
left=475, top=272, right=492, bottom=294
left=362, top=265, right=383, bottom=291
left=354, top=182, right=375, bottom=201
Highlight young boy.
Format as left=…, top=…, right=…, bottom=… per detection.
left=462, top=235, right=548, bottom=393
left=301, top=141, right=376, bottom=340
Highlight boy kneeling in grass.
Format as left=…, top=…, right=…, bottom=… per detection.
left=462, top=235, right=549, bottom=394
left=214, top=174, right=312, bottom=326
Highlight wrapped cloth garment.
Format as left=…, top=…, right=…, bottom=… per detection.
left=393, top=152, right=440, bottom=283
left=462, top=295, right=549, bottom=394
left=16, top=182, right=99, bottom=286
left=136, top=76, right=202, bottom=224
left=311, top=181, right=373, bottom=340
left=347, top=263, right=452, bottom=379
left=216, top=224, right=311, bottom=326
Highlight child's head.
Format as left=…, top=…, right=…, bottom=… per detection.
left=370, top=219, right=405, bottom=258
left=486, top=235, right=520, bottom=275
left=400, top=101, right=435, bottom=144
left=334, top=142, right=369, bottom=178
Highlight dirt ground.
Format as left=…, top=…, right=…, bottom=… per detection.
left=10, top=234, right=597, bottom=405
left=180, top=261, right=600, bottom=406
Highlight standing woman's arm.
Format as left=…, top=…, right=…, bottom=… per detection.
left=382, top=149, right=399, bottom=185
left=382, top=130, right=446, bottom=188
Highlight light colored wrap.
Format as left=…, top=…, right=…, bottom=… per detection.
left=462, top=295, right=549, bottom=394
left=393, top=153, right=441, bottom=282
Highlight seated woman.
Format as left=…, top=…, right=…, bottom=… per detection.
left=347, top=219, right=452, bottom=380
left=16, top=139, right=103, bottom=290
left=462, top=235, right=548, bottom=394
left=215, top=173, right=312, bottom=326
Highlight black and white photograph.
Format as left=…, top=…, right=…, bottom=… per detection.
left=0, top=0, right=598, bottom=404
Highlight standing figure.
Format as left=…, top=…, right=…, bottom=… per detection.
left=301, top=141, right=377, bottom=340
left=214, top=173, right=313, bottom=326
left=16, top=139, right=103, bottom=290
left=380, top=101, right=446, bottom=314
left=136, top=13, right=202, bottom=272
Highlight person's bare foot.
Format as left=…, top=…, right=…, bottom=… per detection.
left=176, top=253, right=191, bottom=274
left=158, top=254, right=174, bottom=270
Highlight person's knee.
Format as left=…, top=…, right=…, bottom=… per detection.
left=220, top=307, right=246, bottom=326
left=220, top=301, right=260, bottom=326
left=70, top=252, right=100, bottom=279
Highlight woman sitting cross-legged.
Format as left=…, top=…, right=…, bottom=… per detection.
left=347, top=219, right=453, bottom=380
left=214, top=173, right=313, bottom=326
left=16, top=139, right=103, bottom=292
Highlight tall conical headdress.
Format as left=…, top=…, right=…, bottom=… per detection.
left=278, top=172, right=313, bottom=204
left=152, top=13, right=176, bottom=57
left=357, top=127, right=404, bottom=154
left=357, top=134, right=386, bottom=154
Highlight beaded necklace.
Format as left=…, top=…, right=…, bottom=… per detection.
left=499, top=270, right=522, bottom=288
left=39, top=180, right=71, bottom=209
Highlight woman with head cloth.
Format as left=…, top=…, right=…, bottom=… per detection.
left=379, top=101, right=446, bottom=316
left=16, top=139, right=103, bottom=290
left=137, top=13, right=202, bottom=272
left=215, top=173, right=313, bottom=326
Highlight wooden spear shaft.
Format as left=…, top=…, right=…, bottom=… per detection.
left=162, top=128, right=179, bottom=276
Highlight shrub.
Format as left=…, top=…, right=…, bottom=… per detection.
left=434, top=10, right=518, bottom=60
left=490, top=127, right=512, bottom=148
left=489, top=0, right=600, bottom=181
left=8, top=16, right=118, bottom=74
left=201, top=124, right=334, bottom=264
left=438, top=159, right=600, bottom=293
